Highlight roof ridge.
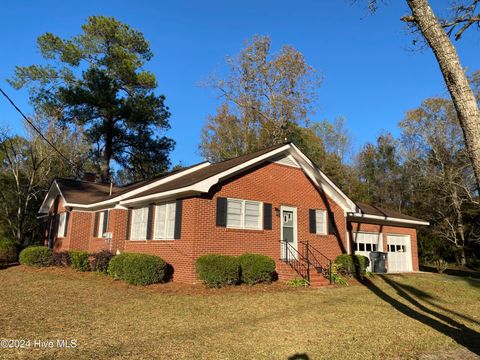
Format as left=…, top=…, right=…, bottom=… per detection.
left=208, top=142, right=290, bottom=166
left=55, top=178, right=116, bottom=187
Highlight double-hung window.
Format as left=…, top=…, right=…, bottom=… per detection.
left=153, top=202, right=176, bottom=240
left=97, top=211, right=105, bottom=238
left=315, top=209, right=327, bottom=235
left=226, top=198, right=262, bottom=230
left=57, top=213, right=67, bottom=237
left=130, top=207, right=149, bottom=240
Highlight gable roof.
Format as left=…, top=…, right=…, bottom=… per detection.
left=55, top=179, right=120, bottom=205
left=38, top=143, right=428, bottom=226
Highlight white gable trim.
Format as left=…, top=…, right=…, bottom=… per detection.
left=118, top=144, right=359, bottom=213
left=58, top=161, right=211, bottom=210
left=119, top=144, right=293, bottom=206
left=55, top=144, right=357, bottom=213
left=56, top=144, right=360, bottom=214
left=38, top=181, right=67, bottom=214
left=288, top=143, right=358, bottom=213
left=270, top=154, right=300, bottom=168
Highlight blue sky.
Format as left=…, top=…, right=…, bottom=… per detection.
left=0, top=1, right=478, bottom=166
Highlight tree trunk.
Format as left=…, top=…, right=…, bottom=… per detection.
left=101, top=117, right=113, bottom=183
left=406, top=0, right=480, bottom=191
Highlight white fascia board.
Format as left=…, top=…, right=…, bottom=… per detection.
left=119, top=144, right=291, bottom=206
left=66, top=161, right=211, bottom=209
left=190, top=144, right=292, bottom=191
left=119, top=188, right=200, bottom=206
left=348, top=213, right=430, bottom=226
left=38, top=181, right=66, bottom=214
left=288, top=143, right=357, bottom=213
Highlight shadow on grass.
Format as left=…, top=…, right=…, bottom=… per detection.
left=361, top=275, right=480, bottom=355
left=0, top=262, right=19, bottom=270
left=288, top=353, right=310, bottom=360
left=420, top=265, right=480, bottom=279
left=390, top=279, right=480, bottom=326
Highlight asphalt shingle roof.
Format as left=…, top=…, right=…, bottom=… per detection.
left=355, top=202, right=425, bottom=222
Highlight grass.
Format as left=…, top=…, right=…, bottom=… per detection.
left=420, top=263, right=480, bottom=279
left=0, top=266, right=479, bottom=359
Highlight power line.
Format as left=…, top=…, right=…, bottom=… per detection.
left=0, top=87, right=76, bottom=167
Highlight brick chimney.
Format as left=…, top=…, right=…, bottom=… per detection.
left=82, top=172, right=97, bottom=183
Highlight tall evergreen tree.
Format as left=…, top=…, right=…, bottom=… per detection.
left=9, top=16, right=174, bottom=182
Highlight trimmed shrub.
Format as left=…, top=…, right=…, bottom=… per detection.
left=196, top=254, right=240, bottom=288
left=51, top=251, right=71, bottom=267
left=90, top=250, right=115, bottom=274
left=19, top=246, right=52, bottom=267
left=70, top=251, right=90, bottom=272
left=238, top=253, right=276, bottom=285
left=0, top=239, right=18, bottom=265
left=334, top=254, right=369, bottom=277
left=108, top=253, right=126, bottom=280
left=108, top=253, right=167, bottom=285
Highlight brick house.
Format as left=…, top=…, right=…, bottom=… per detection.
left=39, top=143, right=428, bottom=285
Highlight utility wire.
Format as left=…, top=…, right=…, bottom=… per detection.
left=0, top=87, right=77, bottom=167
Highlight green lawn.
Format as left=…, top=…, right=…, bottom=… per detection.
left=0, top=266, right=479, bottom=359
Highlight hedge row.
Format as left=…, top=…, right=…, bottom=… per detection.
left=18, top=246, right=116, bottom=272
left=18, top=246, right=168, bottom=286
left=196, top=253, right=276, bottom=288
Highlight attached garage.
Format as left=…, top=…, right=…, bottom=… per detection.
left=387, top=235, right=413, bottom=272
left=352, top=232, right=414, bottom=273
left=347, top=202, right=430, bottom=273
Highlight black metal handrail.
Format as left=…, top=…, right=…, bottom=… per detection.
left=301, top=240, right=333, bottom=284
left=280, top=240, right=334, bottom=285
left=279, top=240, right=310, bottom=282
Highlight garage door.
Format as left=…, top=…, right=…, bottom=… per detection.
left=353, top=232, right=382, bottom=271
left=387, top=235, right=412, bottom=272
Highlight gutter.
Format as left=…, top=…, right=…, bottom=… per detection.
left=347, top=212, right=430, bottom=226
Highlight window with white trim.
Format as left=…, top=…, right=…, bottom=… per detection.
left=57, top=213, right=67, bottom=237
left=153, top=202, right=176, bottom=240
left=315, top=209, right=327, bottom=235
left=97, top=211, right=105, bottom=238
left=226, top=198, right=262, bottom=230
left=130, top=207, right=149, bottom=240
left=353, top=232, right=381, bottom=252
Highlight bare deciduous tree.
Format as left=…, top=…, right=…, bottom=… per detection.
left=200, top=35, right=322, bottom=161
left=400, top=97, right=479, bottom=264
left=0, top=117, right=89, bottom=245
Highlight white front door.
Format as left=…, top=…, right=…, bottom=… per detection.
left=353, top=232, right=383, bottom=272
left=387, top=235, right=412, bottom=272
left=280, top=206, right=297, bottom=260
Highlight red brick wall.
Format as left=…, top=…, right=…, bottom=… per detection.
left=190, top=162, right=348, bottom=282
left=348, top=222, right=419, bottom=271
left=68, top=209, right=128, bottom=253
left=46, top=161, right=419, bottom=283
left=113, top=162, right=348, bottom=283
left=124, top=199, right=198, bottom=283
